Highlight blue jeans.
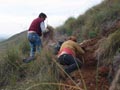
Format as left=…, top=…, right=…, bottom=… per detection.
left=58, top=54, right=83, bottom=74
left=27, top=33, right=42, bottom=57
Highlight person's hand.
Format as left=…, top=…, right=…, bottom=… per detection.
left=45, top=28, right=49, bottom=32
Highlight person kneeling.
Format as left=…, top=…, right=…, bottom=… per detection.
left=57, top=36, right=85, bottom=79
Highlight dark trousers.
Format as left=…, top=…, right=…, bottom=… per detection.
left=58, top=54, right=83, bottom=74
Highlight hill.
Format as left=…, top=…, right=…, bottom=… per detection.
left=0, top=0, right=120, bottom=90
left=0, top=38, right=6, bottom=42
left=0, top=31, right=27, bottom=52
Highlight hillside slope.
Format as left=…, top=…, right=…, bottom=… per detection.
left=0, top=0, right=120, bottom=90
left=54, top=0, right=120, bottom=89
left=0, top=31, right=27, bottom=52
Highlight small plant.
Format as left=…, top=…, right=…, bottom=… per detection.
left=89, top=30, right=97, bottom=38
left=0, top=46, right=25, bottom=87
left=19, top=39, right=30, bottom=56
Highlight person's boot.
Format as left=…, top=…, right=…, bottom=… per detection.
left=23, top=56, right=35, bottom=63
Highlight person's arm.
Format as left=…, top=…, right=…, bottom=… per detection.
left=40, top=22, right=49, bottom=33
left=75, top=43, right=85, bottom=55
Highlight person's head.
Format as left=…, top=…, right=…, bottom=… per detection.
left=39, top=12, right=47, bottom=20
left=68, top=36, right=77, bottom=42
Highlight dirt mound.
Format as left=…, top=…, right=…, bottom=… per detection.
left=46, top=29, right=111, bottom=90
left=79, top=38, right=100, bottom=66
left=60, top=38, right=110, bottom=90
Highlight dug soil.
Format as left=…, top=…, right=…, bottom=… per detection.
left=60, top=38, right=110, bottom=90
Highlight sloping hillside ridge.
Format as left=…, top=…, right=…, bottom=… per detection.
left=54, top=0, right=120, bottom=89
left=0, top=31, right=27, bottom=52
left=57, top=26, right=120, bottom=90
left=0, top=0, right=120, bottom=90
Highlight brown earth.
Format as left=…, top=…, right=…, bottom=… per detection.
left=59, top=38, right=110, bottom=90
left=46, top=27, right=111, bottom=90
left=56, top=19, right=120, bottom=90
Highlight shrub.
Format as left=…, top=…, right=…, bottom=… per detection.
left=0, top=47, right=25, bottom=87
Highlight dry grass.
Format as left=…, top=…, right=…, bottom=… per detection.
left=98, top=29, right=120, bottom=65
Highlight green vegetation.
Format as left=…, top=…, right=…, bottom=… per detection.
left=98, top=29, right=120, bottom=65
left=0, top=41, right=59, bottom=90
left=0, top=31, right=27, bottom=53
left=0, top=0, right=120, bottom=89
left=57, top=0, right=120, bottom=41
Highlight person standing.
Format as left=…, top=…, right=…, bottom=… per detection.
left=23, top=12, right=48, bottom=63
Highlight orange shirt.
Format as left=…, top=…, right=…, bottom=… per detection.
left=58, top=40, right=85, bottom=57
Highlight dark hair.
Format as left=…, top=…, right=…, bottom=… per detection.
left=68, top=36, right=77, bottom=42
left=39, top=12, right=47, bottom=18
left=54, top=40, right=64, bottom=55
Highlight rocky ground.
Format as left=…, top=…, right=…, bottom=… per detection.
left=58, top=38, right=110, bottom=90
left=45, top=28, right=112, bottom=90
